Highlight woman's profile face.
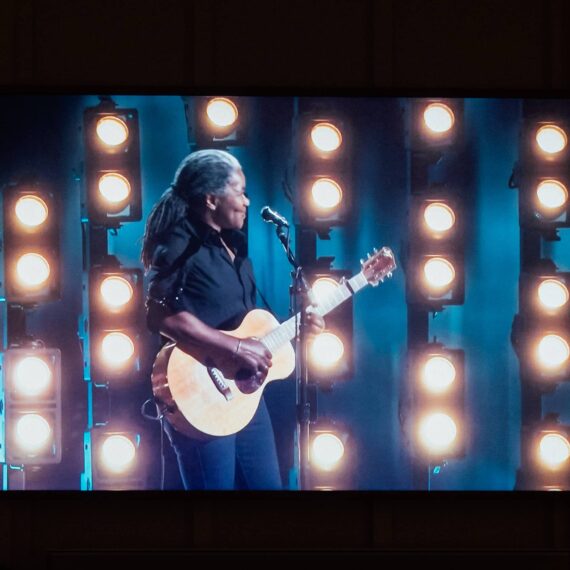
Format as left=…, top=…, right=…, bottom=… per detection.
left=210, top=168, right=250, bottom=231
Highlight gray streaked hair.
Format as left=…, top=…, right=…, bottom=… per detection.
left=140, top=149, right=242, bottom=270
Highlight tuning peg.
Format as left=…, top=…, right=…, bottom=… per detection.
left=387, top=272, right=392, bottom=278
left=367, top=252, right=372, bottom=259
left=373, top=247, right=378, bottom=253
left=360, top=258, right=365, bottom=266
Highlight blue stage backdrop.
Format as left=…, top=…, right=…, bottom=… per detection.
left=1, top=95, right=568, bottom=490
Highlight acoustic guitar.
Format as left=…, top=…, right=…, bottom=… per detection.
left=151, top=246, right=396, bottom=439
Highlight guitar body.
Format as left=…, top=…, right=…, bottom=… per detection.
left=151, top=309, right=296, bottom=439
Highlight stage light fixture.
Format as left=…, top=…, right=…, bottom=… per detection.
left=536, top=333, right=570, bottom=370
left=310, top=122, right=343, bottom=153
left=536, top=179, right=568, bottom=212
left=15, top=252, right=51, bottom=289
left=423, top=103, right=455, bottom=134
left=410, top=98, right=463, bottom=151
left=308, top=420, right=354, bottom=489
left=89, top=263, right=143, bottom=384
left=3, top=183, right=61, bottom=304
left=84, top=101, right=142, bottom=225
left=95, top=116, right=129, bottom=148
left=423, top=202, right=456, bottom=235
left=4, top=346, right=62, bottom=464
left=184, top=96, right=247, bottom=147
left=15, top=195, right=49, bottom=228
left=100, top=331, right=136, bottom=368
left=206, top=97, right=239, bottom=128
left=100, top=434, right=137, bottom=474
left=309, top=332, right=345, bottom=369
left=306, top=267, right=354, bottom=385
left=537, top=279, right=569, bottom=311
left=310, top=178, right=343, bottom=211
left=408, top=344, right=465, bottom=461
left=407, top=191, right=464, bottom=309
left=417, top=411, right=459, bottom=454
left=295, top=112, right=352, bottom=230
left=535, top=124, right=567, bottom=157
left=311, top=432, right=345, bottom=471
left=517, top=418, right=570, bottom=489
left=90, top=429, right=144, bottom=489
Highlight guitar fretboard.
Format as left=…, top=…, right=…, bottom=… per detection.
left=261, top=271, right=369, bottom=354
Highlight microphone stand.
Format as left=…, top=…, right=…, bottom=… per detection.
left=273, top=224, right=312, bottom=490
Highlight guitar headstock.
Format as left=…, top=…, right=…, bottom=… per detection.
left=360, top=246, right=397, bottom=287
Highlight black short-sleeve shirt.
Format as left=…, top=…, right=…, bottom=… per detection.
left=145, top=216, right=257, bottom=334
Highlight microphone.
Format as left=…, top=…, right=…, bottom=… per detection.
left=260, top=206, right=290, bottom=228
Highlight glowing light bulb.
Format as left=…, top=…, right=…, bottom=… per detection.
left=537, top=279, right=569, bottom=311
left=424, top=202, right=455, bottom=234
left=423, top=103, right=455, bottom=134
left=310, top=178, right=343, bottom=210
left=14, top=356, right=52, bottom=397
left=418, top=412, right=458, bottom=453
left=15, top=414, right=52, bottom=452
left=98, top=173, right=131, bottom=204
left=309, top=333, right=344, bottom=369
left=16, top=253, right=50, bottom=288
left=101, top=435, right=136, bottom=473
left=422, top=356, right=456, bottom=394
left=423, top=258, right=455, bottom=292
left=310, top=122, right=342, bottom=152
left=312, top=433, right=345, bottom=471
left=96, top=116, right=129, bottom=146
left=536, top=125, right=567, bottom=155
left=206, top=97, right=239, bottom=128
left=100, top=276, right=134, bottom=309
left=537, top=334, right=570, bottom=369
left=101, top=332, right=135, bottom=367
left=15, top=195, right=48, bottom=228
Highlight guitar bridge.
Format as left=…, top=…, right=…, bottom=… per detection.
left=207, top=367, right=234, bottom=401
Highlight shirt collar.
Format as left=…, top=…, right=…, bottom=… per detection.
left=184, top=215, right=247, bottom=256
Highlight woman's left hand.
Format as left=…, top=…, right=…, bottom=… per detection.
left=305, top=309, right=325, bottom=336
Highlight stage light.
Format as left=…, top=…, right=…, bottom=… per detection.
left=311, top=178, right=343, bottom=211
left=535, top=124, right=567, bottom=156
left=409, top=98, right=463, bottom=151
left=15, top=413, right=52, bottom=453
left=536, top=334, right=570, bottom=370
left=422, top=355, right=456, bottom=394
left=423, top=202, right=456, bottom=235
left=96, top=116, right=129, bottom=147
left=516, top=419, right=570, bottom=489
left=423, top=257, right=456, bottom=293
left=408, top=345, right=465, bottom=462
left=537, top=279, right=569, bottom=311
left=14, top=356, right=52, bottom=398
left=418, top=412, right=458, bottom=454
left=16, top=253, right=51, bottom=288
left=3, top=184, right=60, bottom=303
left=184, top=96, right=247, bottom=147
left=101, top=332, right=135, bottom=367
left=311, top=433, right=345, bottom=471
left=100, top=434, right=137, bottom=474
left=311, top=277, right=340, bottom=304
left=309, top=332, right=344, bottom=369
left=100, top=275, right=134, bottom=309
left=310, top=122, right=342, bottom=153
left=98, top=172, right=131, bottom=204
left=206, top=97, right=239, bottom=128
left=15, top=195, right=48, bottom=228
left=538, top=433, right=570, bottom=470
left=536, top=179, right=568, bottom=212
left=4, top=347, right=62, bottom=464
left=84, top=101, right=142, bottom=224
left=423, top=103, right=455, bottom=134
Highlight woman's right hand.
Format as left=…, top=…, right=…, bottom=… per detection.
left=230, top=337, right=272, bottom=381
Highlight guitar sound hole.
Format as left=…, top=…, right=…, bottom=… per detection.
left=235, top=368, right=264, bottom=394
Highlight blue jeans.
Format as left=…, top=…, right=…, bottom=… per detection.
left=164, top=397, right=282, bottom=490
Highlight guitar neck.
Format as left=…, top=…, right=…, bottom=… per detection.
left=262, top=271, right=369, bottom=354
